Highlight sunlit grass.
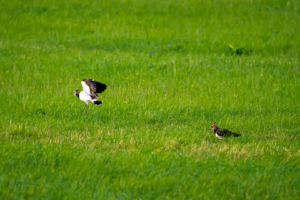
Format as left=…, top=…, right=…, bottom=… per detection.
left=0, top=0, right=300, bottom=199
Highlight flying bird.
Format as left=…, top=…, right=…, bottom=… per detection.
left=210, top=123, right=241, bottom=139
left=73, top=78, right=107, bottom=114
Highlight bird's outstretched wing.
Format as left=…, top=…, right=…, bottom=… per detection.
left=82, top=78, right=107, bottom=97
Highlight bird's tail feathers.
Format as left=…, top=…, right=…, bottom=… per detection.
left=92, top=99, right=102, bottom=105
left=231, top=132, right=241, bottom=137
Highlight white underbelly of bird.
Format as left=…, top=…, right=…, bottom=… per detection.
left=79, top=91, right=102, bottom=105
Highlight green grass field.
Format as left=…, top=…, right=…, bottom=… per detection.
left=1, top=0, right=300, bottom=199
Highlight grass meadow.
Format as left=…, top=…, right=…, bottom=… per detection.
left=1, top=0, right=300, bottom=199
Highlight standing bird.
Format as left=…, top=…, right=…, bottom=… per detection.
left=210, top=123, right=241, bottom=139
left=73, top=78, right=107, bottom=114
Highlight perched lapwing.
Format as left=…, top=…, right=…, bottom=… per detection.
left=210, top=123, right=241, bottom=139
left=73, top=78, right=107, bottom=114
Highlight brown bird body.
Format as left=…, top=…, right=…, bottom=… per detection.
left=211, top=123, right=241, bottom=139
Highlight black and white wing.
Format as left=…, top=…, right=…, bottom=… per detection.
left=81, top=80, right=91, bottom=93
left=82, top=78, right=107, bottom=97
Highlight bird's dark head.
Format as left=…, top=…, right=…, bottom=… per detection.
left=73, top=90, right=79, bottom=97
left=211, top=123, right=217, bottom=130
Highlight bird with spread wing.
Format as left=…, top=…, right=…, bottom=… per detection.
left=73, top=78, right=107, bottom=114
